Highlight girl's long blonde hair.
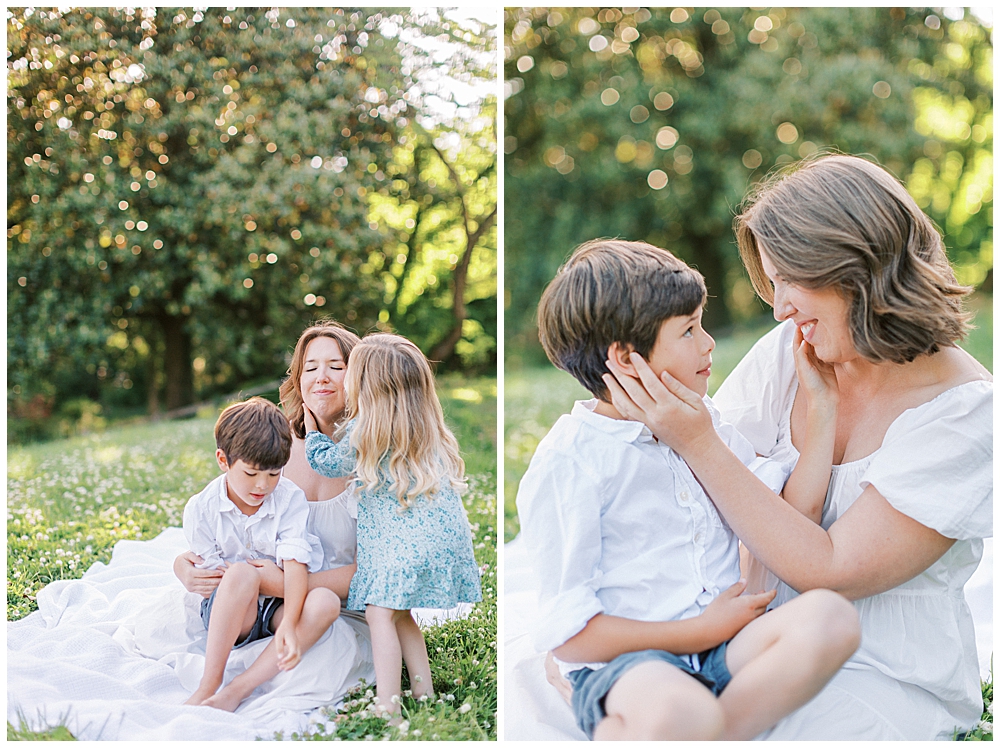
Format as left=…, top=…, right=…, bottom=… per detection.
left=340, top=333, right=465, bottom=506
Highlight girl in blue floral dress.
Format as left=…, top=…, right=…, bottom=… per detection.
left=303, top=333, right=481, bottom=716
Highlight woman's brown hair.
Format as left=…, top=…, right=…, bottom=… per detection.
left=279, top=319, right=361, bottom=438
left=735, top=154, right=971, bottom=364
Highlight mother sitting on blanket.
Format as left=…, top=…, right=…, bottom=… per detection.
left=602, top=155, right=992, bottom=740
left=174, top=320, right=371, bottom=701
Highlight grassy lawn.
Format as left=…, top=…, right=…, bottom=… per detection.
left=7, top=374, right=497, bottom=741
left=505, top=299, right=993, bottom=741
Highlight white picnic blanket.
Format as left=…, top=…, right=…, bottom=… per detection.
left=7, top=527, right=468, bottom=740
left=502, top=534, right=994, bottom=741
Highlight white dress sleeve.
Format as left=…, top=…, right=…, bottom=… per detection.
left=860, top=380, right=992, bottom=540
left=713, top=321, right=798, bottom=457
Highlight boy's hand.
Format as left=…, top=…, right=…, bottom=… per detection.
left=699, top=579, right=776, bottom=646
left=248, top=558, right=284, bottom=597
left=302, top=405, right=319, bottom=433
left=275, top=622, right=301, bottom=670
left=792, top=325, right=838, bottom=412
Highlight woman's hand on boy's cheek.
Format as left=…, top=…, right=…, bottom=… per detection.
left=248, top=558, right=284, bottom=597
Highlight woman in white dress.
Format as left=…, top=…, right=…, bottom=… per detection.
left=604, top=155, right=992, bottom=739
left=173, top=320, right=373, bottom=702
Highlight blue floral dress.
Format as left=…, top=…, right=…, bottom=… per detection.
left=305, top=421, right=482, bottom=611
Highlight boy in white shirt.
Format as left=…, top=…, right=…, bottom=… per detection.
left=517, top=239, right=860, bottom=740
left=182, top=397, right=340, bottom=711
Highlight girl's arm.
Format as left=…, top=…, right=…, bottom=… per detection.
left=780, top=328, right=837, bottom=524
left=275, top=559, right=307, bottom=670
left=555, top=580, right=775, bottom=662
left=303, top=407, right=356, bottom=478
left=603, top=354, right=954, bottom=601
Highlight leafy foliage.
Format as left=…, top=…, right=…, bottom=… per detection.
left=7, top=8, right=497, bottom=436
left=504, top=8, right=993, bottom=363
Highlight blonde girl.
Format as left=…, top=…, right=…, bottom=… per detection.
left=303, top=333, right=482, bottom=716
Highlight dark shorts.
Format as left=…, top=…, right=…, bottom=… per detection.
left=200, top=589, right=283, bottom=650
left=567, top=643, right=732, bottom=739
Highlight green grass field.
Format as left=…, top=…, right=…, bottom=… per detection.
left=7, top=374, right=497, bottom=741
left=504, top=300, right=993, bottom=741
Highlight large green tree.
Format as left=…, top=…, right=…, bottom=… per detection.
left=8, top=7, right=406, bottom=414
left=504, top=7, right=992, bottom=361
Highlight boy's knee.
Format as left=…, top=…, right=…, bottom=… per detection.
left=639, top=687, right=724, bottom=740
left=797, top=589, right=860, bottom=658
left=219, top=562, right=259, bottom=593
left=307, top=587, right=341, bottom=624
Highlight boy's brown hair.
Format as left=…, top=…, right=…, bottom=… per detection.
left=214, top=397, right=292, bottom=470
left=537, top=239, right=706, bottom=401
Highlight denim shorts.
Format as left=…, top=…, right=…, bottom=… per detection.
left=567, top=643, right=732, bottom=739
left=200, top=589, right=283, bottom=649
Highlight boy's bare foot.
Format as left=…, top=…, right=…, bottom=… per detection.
left=202, top=686, right=246, bottom=712
left=183, top=686, right=217, bottom=706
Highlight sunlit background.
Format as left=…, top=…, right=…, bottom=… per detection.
left=503, top=7, right=993, bottom=540
left=7, top=7, right=497, bottom=442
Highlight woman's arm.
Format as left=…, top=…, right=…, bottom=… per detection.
left=308, top=563, right=356, bottom=601
left=173, top=551, right=225, bottom=597
left=603, top=355, right=954, bottom=600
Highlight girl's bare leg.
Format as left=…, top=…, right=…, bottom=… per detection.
left=718, top=588, right=860, bottom=740
left=395, top=611, right=433, bottom=699
left=204, top=587, right=342, bottom=711
left=595, top=660, right=724, bottom=740
left=185, top=562, right=260, bottom=705
left=366, top=605, right=404, bottom=715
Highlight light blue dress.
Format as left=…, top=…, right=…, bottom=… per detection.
left=305, top=420, right=482, bottom=611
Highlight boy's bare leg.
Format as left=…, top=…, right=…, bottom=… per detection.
left=185, top=563, right=260, bottom=705
left=595, top=660, right=724, bottom=740
left=203, top=587, right=342, bottom=711
left=718, top=588, right=860, bottom=740
left=366, top=605, right=404, bottom=716
left=395, top=611, right=433, bottom=699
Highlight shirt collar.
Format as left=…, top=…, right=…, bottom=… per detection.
left=216, top=474, right=276, bottom=519
left=571, top=399, right=656, bottom=444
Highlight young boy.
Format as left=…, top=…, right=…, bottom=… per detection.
left=182, top=397, right=340, bottom=711
left=517, top=239, right=860, bottom=740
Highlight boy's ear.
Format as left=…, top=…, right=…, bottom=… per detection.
left=607, top=342, right=638, bottom=377
left=216, top=448, right=230, bottom=473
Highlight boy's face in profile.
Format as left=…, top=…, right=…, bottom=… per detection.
left=216, top=449, right=282, bottom=515
left=641, top=305, right=716, bottom=398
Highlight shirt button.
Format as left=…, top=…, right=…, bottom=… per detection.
left=679, top=491, right=690, bottom=503
left=694, top=532, right=703, bottom=543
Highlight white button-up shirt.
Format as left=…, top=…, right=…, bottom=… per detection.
left=183, top=473, right=322, bottom=572
left=516, top=397, right=789, bottom=674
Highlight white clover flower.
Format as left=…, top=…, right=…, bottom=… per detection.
left=419, top=694, right=429, bottom=702
left=458, top=703, right=472, bottom=714
left=396, top=720, right=409, bottom=733
left=980, top=721, right=993, bottom=735
left=413, top=675, right=422, bottom=682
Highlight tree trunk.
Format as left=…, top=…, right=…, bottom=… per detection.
left=161, top=314, right=194, bottom=410
left=429, top=206, right=497, bottom=365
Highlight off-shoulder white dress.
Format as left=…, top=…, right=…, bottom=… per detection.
left=714, top=320, right=993, bottom=740
left=305, top=487, right=372, bottom=635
